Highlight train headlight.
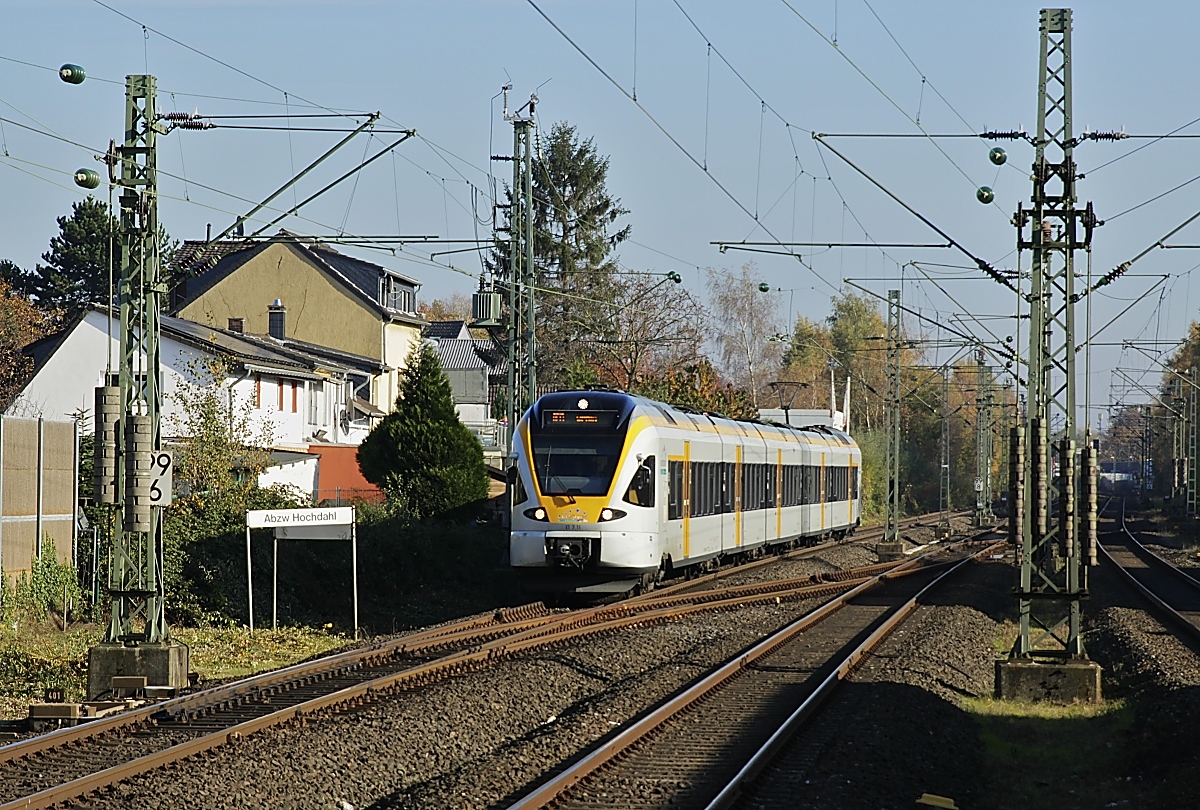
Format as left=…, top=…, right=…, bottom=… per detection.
left=598, top=507, right=626, bottom=522
left=524, top=507, right=548, bottom=521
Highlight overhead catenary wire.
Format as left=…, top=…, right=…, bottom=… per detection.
left=814, top=135, right=1016, bottom=293
left=524, top=0, right=836, bottom=293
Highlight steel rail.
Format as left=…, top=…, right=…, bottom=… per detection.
left=0, top=602, right=550, bottom=767
left=705, top=538, right=1003, bottom=810
left=0, top=511, right=969, bottom=809
left=630, top=510, right=970, bottom=603
left=1098, top=500, right=1200, bottom=644
left=0, top=555, right=954, bottom=810
left=503, top=539, right=996, bottom=809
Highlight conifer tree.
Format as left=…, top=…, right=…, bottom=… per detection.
left=0, top=197, right=178, bottom=318
left=357, top=342, right=489, bottom=518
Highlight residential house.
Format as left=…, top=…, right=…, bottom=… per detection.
left=424, top=320, right=506, bottom=458
left=7, top=308, right=384, bottom=502
left=173, top=233, right=424, bottom=415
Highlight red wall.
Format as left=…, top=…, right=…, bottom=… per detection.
left=309, top=444, right=384, bottom=504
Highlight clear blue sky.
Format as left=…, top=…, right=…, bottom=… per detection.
left=3, top=0, right=1199, bottom=421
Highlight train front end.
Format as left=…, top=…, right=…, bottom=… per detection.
left=509, top=391, right=661, bottom=594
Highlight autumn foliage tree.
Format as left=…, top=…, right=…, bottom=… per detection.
left=634, top=359, right=756, bottom=419
left=0, top=275, right=58, bottom=410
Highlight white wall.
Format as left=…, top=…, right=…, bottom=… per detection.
left=259, top=455, right=319, bottom=499
left=6, top=310, right=362, bottom=449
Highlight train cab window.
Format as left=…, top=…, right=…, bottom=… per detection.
left=509, top=467, right=529, bottom=504
left=624, top=456, right=656, bottom=507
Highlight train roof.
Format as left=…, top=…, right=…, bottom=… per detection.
left=527, top=390, right=856, bottom=446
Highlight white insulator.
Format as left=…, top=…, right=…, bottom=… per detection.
left=124, top=415, right=154, bottom=532
left=94, top=386, right=120, bottom=505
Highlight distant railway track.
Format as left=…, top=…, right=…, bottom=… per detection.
left=1100, top=500, right=1200, bottom=643
left=0, top=510, right=962, bottom=810
left=505, top=530, right=1001, bottom=810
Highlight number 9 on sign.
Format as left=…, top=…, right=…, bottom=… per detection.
left=149, top=451, right=173, bottom=507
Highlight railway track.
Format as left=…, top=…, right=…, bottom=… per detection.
left=1100, top=500, right=1200, bottom=641
left=505, top=531, right=1001, bottom=810
left=0, top=512, right=964, bottom=810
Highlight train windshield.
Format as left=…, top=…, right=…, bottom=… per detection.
left=530, top=433, right=626, bottom=497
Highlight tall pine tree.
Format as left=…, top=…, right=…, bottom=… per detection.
left=0, top=197, right=178, bottom=318
left=357, top=342, right=489, bottom=518
left=486, top=122, right=631, bottom=386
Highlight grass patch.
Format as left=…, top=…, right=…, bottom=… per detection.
left=963, top=696, right=1135, bottom=809
left=175, top=625, right=347, bottom=683
left=0, top=622, right=348, bottom=719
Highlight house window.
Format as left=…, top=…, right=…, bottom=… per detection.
left=277, top=379, right=285, bottom=412
left=228, top=318, right=244, bottom=333
left=382, top=276, right=414, bottom=312
left=255, top=374, right=261, bottom=408
left=291, top=381, right=298, bottom=413
left=308, top=381, right=321, bottom=426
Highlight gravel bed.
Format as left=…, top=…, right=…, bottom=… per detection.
left=77, top=599, right=834, bottom=809
left=67, top=517, right=1003, bottom=810
left=744, top=557, right=1010, bottom=809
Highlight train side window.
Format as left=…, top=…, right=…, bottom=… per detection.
left=624, top=455, right=656, bottom=507
left=668, top=460, right=683, bottom=520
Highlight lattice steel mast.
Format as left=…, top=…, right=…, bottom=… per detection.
left=96, top=75, right=170, bottom=645
left=878, top=289, right=904, bottom=559
left=1010, top=9, right=1098, bottom=660
left=975, top=351, right=996, bottom=526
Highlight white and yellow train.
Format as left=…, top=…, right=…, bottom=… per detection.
left=509, top=390, right=862, bottom=593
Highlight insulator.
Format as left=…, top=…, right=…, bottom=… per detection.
left=989, top=147, right=1007, bottom=166
left=1009, top=425, right=1025, bottom=550
left=124, top=415, right=154, bottom=533
left=976, top=186, right=995, bottom=204
left=74, top=169, right=101, bottom=189
left=1081, top=443, right=1099, bottom=566
left=160, top=111, right=198, bottom=121
left=173, top=119, right=215, bottom=130
left=1034, top=419, right=1048, bottom=540
left=93, top=386, right=120, bottom=505
left=59, top=64, right=86, bottom=84
left=1059, top=440, right=1076, bottom=559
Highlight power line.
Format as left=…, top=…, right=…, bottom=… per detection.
left=524, top=0, right=837, bottom=293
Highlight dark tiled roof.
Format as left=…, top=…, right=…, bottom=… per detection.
left=161, top=313, right=312, bottom=372
left=173, top=239, right=254, bottom=277
left=424, top=320, right=469, bottom=340
left=304, top=243, right=419, bottom=299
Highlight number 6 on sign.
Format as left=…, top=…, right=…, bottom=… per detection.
left=149, top=451, right=173, bottom=507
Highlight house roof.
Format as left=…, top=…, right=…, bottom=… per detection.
left=173, top=239, right=252, bottom=277
left=434, top=337, right=507, bottom=373
left=424, top=320, right=470, bottom=340
left=174, top=233, right=424, bottom=326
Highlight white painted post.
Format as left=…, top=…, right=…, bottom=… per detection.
left=351, top=514, right=359, bottom=639
left=246, top=526, right=254, bottom=632
left=272, top=534, right=278, bottom=632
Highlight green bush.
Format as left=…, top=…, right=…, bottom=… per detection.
left=1, top=538, right=81, bottom=627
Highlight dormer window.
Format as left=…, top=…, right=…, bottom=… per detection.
left=381, top=275, right=414, bottom=312
left=228, top=318, right=244, bottom=333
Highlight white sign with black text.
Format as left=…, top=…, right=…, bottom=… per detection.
left=148, top=451, right=173, bottom=507
left=246, top=506, right=354, bottom=529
